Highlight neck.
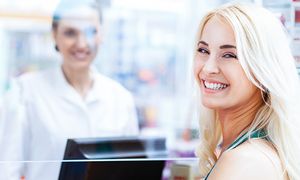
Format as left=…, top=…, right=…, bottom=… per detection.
left=62, top=64, right=93, bottom=99
left=218, top=91, right=263, bottom=153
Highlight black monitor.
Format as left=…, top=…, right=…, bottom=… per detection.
left=58, top=136, right=167, bottom=180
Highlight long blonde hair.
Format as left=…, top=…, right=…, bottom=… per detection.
left=194, top=3, right=300, bottom=179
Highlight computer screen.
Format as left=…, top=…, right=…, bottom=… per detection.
left=58, top=136, right=167, bottom=180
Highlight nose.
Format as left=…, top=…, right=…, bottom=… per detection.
left=76, top=33, right=89, bottom=49
left=202, top=55, right=220, bottom=75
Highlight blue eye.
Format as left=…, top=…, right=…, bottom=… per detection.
left=85, top=27, right=98, bottom=37
left=223, top=53, right=237, bottom=59
left=197, top=47, right=209, bottom=54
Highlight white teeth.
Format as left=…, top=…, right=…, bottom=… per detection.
left=74, top=52, right=88, bottom=59
left=204, top=81, right=228, bottom=90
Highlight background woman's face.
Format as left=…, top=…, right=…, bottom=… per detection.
left=194, top=16, right=260, bottom=111
left=53, top=7, right=101, bottom=71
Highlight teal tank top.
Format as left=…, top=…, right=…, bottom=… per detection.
left=204, top=130, right=267, bottom=180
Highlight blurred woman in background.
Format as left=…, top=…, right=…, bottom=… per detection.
left=194, top=3, right=300, bottom=180
left=0, top=0, right=138, bottom=179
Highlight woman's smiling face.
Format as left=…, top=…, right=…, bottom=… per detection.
left=53, top=6, right=101, bottom=71
left=194, top=16, right=260, bottom=111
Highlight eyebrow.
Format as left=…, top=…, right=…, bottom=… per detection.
left=198, top=40, right=236, bottom=49
left=198, top=41, right=208, bottom=46
left=220, top=44, right=236, bottom=49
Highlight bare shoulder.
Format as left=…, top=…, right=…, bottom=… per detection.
left=208, top=139, right=286, bottom=180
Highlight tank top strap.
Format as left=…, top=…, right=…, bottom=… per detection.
left=226, top=129, right=267, bottom=151
left=203, top=129, right=267, bottom=180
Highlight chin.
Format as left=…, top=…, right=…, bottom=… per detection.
left=201, top=99, right=224, bottom=110
left=66, top=63, right=91, bottom=72
left=75, top=64, right=91, bottom=71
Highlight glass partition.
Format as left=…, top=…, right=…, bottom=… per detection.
left=1, top=0, right=296, bottom=179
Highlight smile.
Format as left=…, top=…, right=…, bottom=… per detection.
left=203, top=80, right=229, bottom=90
left=72, top=51, right=90, bottom=60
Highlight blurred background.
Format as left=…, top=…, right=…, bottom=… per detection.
left=0, top=0, right=300, bottom=158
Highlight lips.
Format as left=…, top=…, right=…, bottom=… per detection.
left=72, top=51, right=90, bottom=60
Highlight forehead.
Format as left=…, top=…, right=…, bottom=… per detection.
left=200, top=16, right=236, bottom=46
left=58, top=18, right=99, bottom=30
left=56, top=6, right=100, bottom=27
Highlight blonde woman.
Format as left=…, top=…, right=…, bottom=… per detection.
left=194, top=3, right=300, bottom=180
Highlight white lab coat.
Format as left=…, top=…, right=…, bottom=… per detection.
left=0, top=66, right=139, bottom=180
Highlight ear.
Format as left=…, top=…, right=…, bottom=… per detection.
left=52, top=29, right=60, bottom=52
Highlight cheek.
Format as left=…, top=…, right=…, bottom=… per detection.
left=96, top=33, right=102, bottom=44
left=89, top=41, right=99, bottom=54
left=228, top=68, right=258, bottom=99
left=56, top=38, right=74, bottom=50
left=241, top=80, right=258, bottom=96
left=194, top=59, right=204, bottom=80
left=223, top=63, right=245, bottom=85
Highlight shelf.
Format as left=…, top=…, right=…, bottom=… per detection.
left=0, top=11, right=51, bottom=22
left=292, top=2, right=300, bottom=7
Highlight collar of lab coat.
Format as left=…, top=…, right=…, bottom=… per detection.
left=54, top=65, right=106, bottom=106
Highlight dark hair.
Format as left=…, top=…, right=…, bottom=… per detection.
left=51, top=0, right=102, bottom=31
